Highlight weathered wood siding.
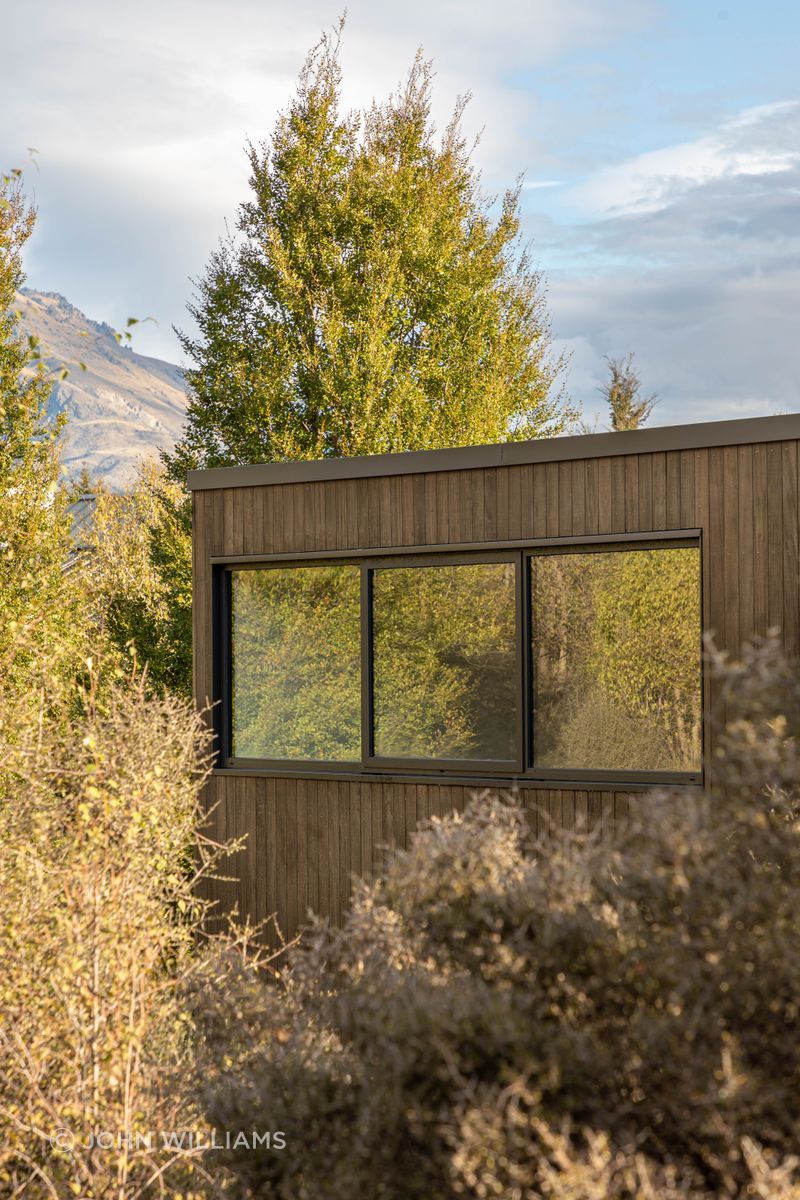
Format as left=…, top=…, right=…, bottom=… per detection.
left=193, top=439, right=800, bottom=940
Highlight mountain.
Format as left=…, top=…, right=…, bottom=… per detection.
left=16, top=289, right=187, bottom=489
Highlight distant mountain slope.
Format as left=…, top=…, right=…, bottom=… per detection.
left=16, top=289, right=187, bottom=489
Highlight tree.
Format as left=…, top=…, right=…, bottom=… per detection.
left=600, top=352, right=657, bottom=431
left=138, top=26, right=575, bottom=698
left=0, top=174, right=242, bottom=1198
left=530, top=547, right=702, bottom=772
left=0, top=176, right=83, bottom=711
left=166, top=26, right=571, bottom=481
left=120, top=27, right=573, bottom=698
left=83, top=463, right=193, bottom=696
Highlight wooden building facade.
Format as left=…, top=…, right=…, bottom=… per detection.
left=189, top=413, right=800, bottom=939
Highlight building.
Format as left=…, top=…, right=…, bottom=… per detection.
left=189, top=412, right=800, bottom=940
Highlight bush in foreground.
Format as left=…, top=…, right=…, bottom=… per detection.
left=191, top=634, right=800, bottom=1199
left=1, top=172, right=241, bottom=1198
left=0, top=654, right=226, bottom=1199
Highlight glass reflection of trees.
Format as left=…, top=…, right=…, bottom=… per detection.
left=230, top=545, right=701, bottom=774
left=231, top=566, right=361, bottom=761
left=531, top=547, right=701, bottom=772
left=372, top=562, right=517, bottom=761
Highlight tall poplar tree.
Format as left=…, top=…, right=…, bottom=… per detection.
left=166, top=28, right=570, bottom=480
left=122, top=29, right=572, bottom=698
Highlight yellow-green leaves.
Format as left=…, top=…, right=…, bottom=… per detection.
left=0, top=177, right=86, bottom=729
left=168, top=30, right=572, bottom=483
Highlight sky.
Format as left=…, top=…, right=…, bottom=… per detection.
left=2, top=0, right=799, bottom=427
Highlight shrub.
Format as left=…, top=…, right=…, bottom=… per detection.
left=0, top=651, right=227, bottom=1199
left=1, top=172, right=235, bottom=1197
left=190, top=633, right=800, bottom=1199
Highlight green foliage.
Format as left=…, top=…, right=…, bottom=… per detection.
left=190, top=634, right=800, bottom=1199
left=232, top=565, right=361, bottom=760
left=532, top=548, right=702, bottom=771
left=0, top=177, right=84, bottom=713
left=114, top=26, right=575, bottom=697
left=84, top=463, right=194, bottom=698
left=167, top=26, right=571, bottom=481
left=600, top=352, right=657, bottom=431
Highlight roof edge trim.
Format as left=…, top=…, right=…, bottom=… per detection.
left=187, top=412, right=800, bottom=491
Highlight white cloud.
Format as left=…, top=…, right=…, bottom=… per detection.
left=553, top=260, right=800, bottom=426
left=3, top=0, right=799, bottom=434
left=1, top=0, right=656, bottom=359
left=3, top=0, right=655, bottom=181
left=567, top=100, right=800, bottom=218
left=547, top=101, right=800, bottom=424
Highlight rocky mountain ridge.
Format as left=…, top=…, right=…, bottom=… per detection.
left=16, top=289, right=187, bottom=489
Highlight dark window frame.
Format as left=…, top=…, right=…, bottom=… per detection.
left=217, top=559, right=364, bottom=774
left=524, top=538, right=703, bottom=786
left=364, top=551, right=524, bottom=776
left=211, top=530, right=703, bottom=787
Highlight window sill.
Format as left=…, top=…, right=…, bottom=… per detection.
left=211, top=765, right=702, bottom=793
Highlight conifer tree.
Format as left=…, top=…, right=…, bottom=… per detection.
left=166, top=28, right=571, bottom=481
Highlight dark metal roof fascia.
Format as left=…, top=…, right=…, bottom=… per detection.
left=186, top=412, right=800, bottom=491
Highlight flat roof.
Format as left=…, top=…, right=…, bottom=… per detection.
left=186, top=411, right=800, bottom=491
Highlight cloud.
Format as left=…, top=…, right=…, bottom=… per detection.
left=3, top=0, right=655, bottom=181
left=567, top=100, right=800, bottom=218
left=2, top=0, right=798, bottom=435
left=553, top=260, right=800, bottom=426
left=1, top=0, right=656, bottom=360
left=547, top=102, right=800, bottom=424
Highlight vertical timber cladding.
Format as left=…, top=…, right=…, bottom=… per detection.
left=190, top=415, right=800, bottom=941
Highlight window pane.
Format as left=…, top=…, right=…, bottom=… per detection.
left=530, top=547, right=701, bottom=773
left=372, top=562, right=517, bottom=761
left=231, top=565, right=361, bottom=761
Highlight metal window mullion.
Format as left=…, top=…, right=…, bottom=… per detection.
left=214, top=565, right=234, bottom=765
left=360, top=564, right=374, bottom=765
left=513, top=550, right=526, bottom=773
left=521, top=551, right=533, bottom=772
